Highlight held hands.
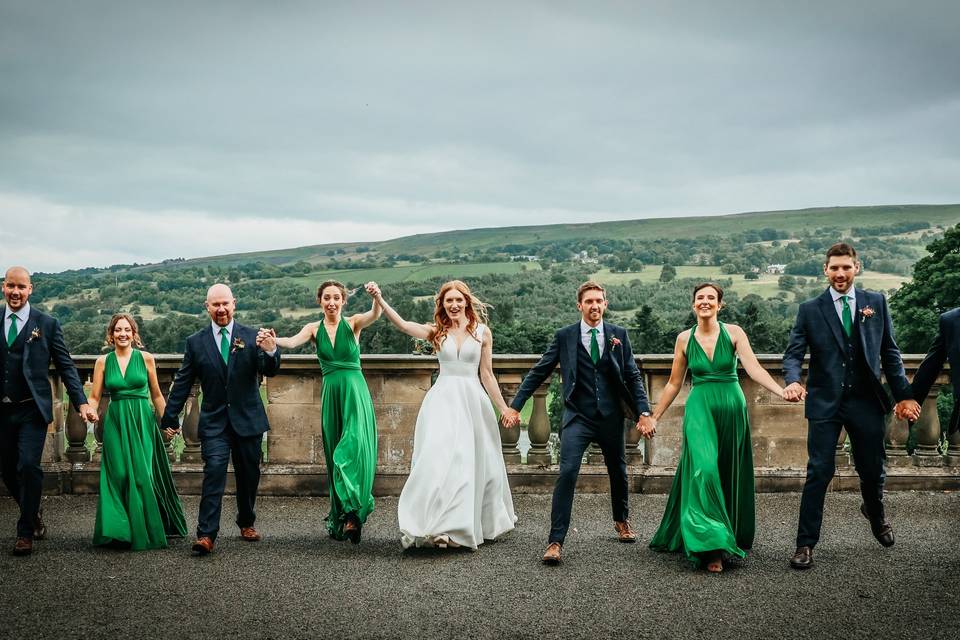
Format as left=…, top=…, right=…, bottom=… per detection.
left=636, top=414, right=657, bottom=439
left=162, top=426, right=180, bottom=440
left=365, top=281, right=382, bottom=300
left=78, top=403, right=99, bottom=423
left=782, top=382, right=807, bottom=403
left=894, top=399, right=922, bottom=422
left=256, top=328, right=277, bottom=352
left=500, top=407, right=521, bottom=429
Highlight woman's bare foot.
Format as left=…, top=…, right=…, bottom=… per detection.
left=705, top=551, right=723, bottom=573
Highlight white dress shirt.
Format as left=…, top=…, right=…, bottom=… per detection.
left=3, top=302, right=30, bottom=343
left=579, top=319, right=604, bottom=358
left=211, top=320, right=235, bottom=352
left=829, top=287, right=857, bottom=322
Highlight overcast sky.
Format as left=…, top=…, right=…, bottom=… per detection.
left=1, top=0, right=958, bottom=272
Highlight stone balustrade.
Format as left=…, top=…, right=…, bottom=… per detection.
left=37, top=354, right=958, bottom=495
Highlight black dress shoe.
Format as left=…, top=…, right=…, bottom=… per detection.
left=860, top=503, right=895, bottom=547
left=790, top=546, right=813, bottom=570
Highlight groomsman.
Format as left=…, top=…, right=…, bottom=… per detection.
left=161, top=284, right=280, bottom=555
left=502, top=281, right=654, bottom=565
left=1, top=266, right=98, bottom=555
left=783, top=243, right=919, bottom=570
left=909, top=307, right=960, bottom=434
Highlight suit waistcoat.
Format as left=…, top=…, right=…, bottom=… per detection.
left=842, top=313, right=872, bottom=398
left=1, top=328, right=31, bottom=402
left=569, top=341, right=619, bottom=423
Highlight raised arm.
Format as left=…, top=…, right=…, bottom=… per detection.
left=877, top=295, right=912, bottom=402
left=274, top=322, right=318, bottom=349
left=728, top=324, right=785, bottom=398
left=348, top=288, right=383, bottom=334
left=365, top=282, right=434, bottom=340
left=652, top=333, right=689, bottom=421
left=478, top=328, right=511, bottom=417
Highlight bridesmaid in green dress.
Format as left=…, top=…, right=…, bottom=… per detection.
left=272, top=280, right=382, bottom=542
left=89, top=314, right=187, bottom=550
left=649, top=283, right=785, bottom=572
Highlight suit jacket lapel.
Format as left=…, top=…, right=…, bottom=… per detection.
left=20, top=309, right=39, bottom=370
left=226, top=324, right=246, bottom=385
left=603, top=321, right=622, bottom=375
left=204, top=326, right=228, bottom=385
left=855, top=290, right=871, bottom=358
left=817, top=290, right=846, bottom=352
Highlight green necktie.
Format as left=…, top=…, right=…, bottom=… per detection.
left=219, top=327, right=230, bottom=364
left=589, top=328, right=600, bottom=365
left=841, top=295, right=853, bottom=337
left=7, top=314, right=18, bottom=348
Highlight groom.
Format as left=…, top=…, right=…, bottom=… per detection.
left=783, top=243, right=919, bottom=570
left=161, top=283, right=281, bottom=555
left=1, top=266, right=98, bottom=555
left=502, top=281, right=655, bottom=565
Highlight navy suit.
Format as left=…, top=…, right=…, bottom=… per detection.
left=1, top=306, right=87, bottom=538
left=783, top=288, right=911, bottom=548
left=511, top=321, right=651, bottom=544
left=162, top=323, right=280, bottom=540
left=911, top=307, right=960, bottom=435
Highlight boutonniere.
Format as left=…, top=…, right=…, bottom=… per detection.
left=608, top=336, right=622, bottom=350
left=860, top=307, right=875, bottom=323
left=27, top=328, right=41, bottom=343
left=231, top=337, right=245, bottom=353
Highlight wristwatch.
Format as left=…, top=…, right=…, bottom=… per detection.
left=640, top=411, right=651, bottom=417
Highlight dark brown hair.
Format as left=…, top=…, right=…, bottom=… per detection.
left=104, top=313, right=144, bottom=348
left=825, top=242, right=858, bottom=262
left=317, top=280, right=347, bottom=301
left=577, top=281, right=606, bottom=302
left=692, top=282, right=724, bottom=304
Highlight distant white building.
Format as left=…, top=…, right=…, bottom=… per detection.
left=574, top=250, right=599, bottom=264
left=510, top=255, right=540, bottom=262
left=766, top=263, right=787, bottom=274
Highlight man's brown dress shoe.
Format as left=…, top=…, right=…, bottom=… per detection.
left=33, top=510, right=46, bottom=540
left=343, top=515, right=361, bottom=544
left=861, top=503, right=895, bottom=547
left=790, top=545, right=813, bottom=570
left=13, top=537, right=33, bottom=556
left=239, top=527, right=261, bottom=542
left=191, top=536, right=215, bottom=556
left=614, top=520, right=637, bottom=543
left=542, top=542, right=562, bottom=565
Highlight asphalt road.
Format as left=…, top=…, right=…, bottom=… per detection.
left=1, top=492, right=957, bottom=639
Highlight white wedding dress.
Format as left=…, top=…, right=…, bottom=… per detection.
left=398, top=324, right=517, bottom=549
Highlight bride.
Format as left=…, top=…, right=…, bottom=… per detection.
left=365, top=280, right=517, bottom=549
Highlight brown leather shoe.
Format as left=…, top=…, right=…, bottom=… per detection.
left=790, top=545, right=813, bottom=570
left=13, top=537, right=33, bottom=556
left=542, top=542, right=562, bottom=565
left=239, top=527, right=261, bottom=542
left=614, top=520, right=637, bottom=543
left=33, top=510, right=46, bottom=540
left=191, top=536, right=215, bottom=556
left=861, top=503, right=895, bottom=547
left=343, top=515, right=361, bottom=544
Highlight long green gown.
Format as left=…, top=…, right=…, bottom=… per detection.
left=317, top=319, right=378, bottom=539
left=649, top=323, right=755, bottom=565
left=93, top=350, right=187, bottom=550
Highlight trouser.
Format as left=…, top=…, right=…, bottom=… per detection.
left=197, top=425, right=262, bottom=540
left=796, top=394, right=886, bottom=548
left=0, top=400, right=47, bottom=539
left=549, top=416, right=628, bottom=544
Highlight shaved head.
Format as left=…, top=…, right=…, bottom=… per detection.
left=204, top=282, right=236, bottom=327
left=3, top=266, right=33, bottom=311
left=4, top=266, right=31, bottom=283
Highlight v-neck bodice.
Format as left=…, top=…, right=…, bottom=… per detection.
left=687, top=324, right=738, bottom=384
left=316, top=318, right=362, bottom=375
left=105, top=350, right=150, bottom=400
left=437, top=324, right=484, bottom=378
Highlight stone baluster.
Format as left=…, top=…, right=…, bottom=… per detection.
left=45, top=375, right=65, bottom=463
left=835, top=427, right=849, bottom=467
left=155, top=369, right=177, bottom=462
left=64, top=372, right=91, bottom=462
left=91, top=389, right=110, bottom=462
left=526, top=386, right=552, bottom=466
left=498, top=380, right=521, bottom=465
left=885, top=412, right=912, bottom=467
left=179, top=382, right=203, bottom=463
left=912, top=384, right=942, bottom=466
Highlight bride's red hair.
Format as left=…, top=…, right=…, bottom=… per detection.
left=430, top=280, right=491, bottom=351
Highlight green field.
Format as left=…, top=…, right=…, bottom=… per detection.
left=287, top=261, right=542, bottom=289
left=591, top=267, right=908, bottom=299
